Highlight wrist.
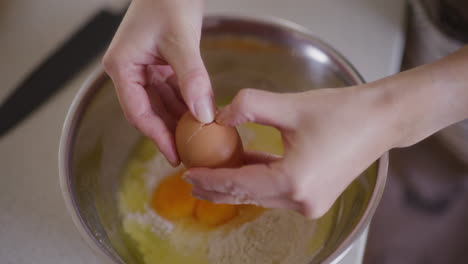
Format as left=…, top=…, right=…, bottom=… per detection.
left=361, top=60, right=468, bottom=150
left=353, top=82, right=408, bottom=151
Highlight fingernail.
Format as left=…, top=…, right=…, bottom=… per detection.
left=168, top=153, right=180, bottom=167
left=194, top=96, right=214, bottom=124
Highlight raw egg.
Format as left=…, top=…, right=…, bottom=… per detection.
left=175, top=111, right=243, bottom=168
left=151, top=169, right=239, bottom=226
left=195, top=200, right=238, bottom=226
left=151, top=170, right=197, bottom=220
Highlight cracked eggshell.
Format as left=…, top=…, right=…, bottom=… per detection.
left=175, top=111, right=244, bottom=168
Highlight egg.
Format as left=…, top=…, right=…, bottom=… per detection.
left=175, top=111, right=244, bottom=168
left=151, top=169, right=240, bottom=226
left=195, top=200, right=239, bottom=226
left=151, top=170, right=197, bottom=220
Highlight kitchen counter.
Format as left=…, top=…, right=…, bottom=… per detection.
left=0, top=0, right=405, bottom=263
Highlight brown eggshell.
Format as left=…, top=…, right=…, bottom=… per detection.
left=175, top=111, right=243, bottom=168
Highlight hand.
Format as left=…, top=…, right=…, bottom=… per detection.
left=103, top=0, right=214, bottom=166
left=183, top=46, right=468, bottom=219
left=184, top=87, right=395, bottom=218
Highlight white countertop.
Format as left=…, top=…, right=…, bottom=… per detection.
left=0, top=0, right=405, bottom=263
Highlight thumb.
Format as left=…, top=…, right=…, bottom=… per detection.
left=161, top=38, right=215, bottom=124
left=216, top=89, right=298, bottom=129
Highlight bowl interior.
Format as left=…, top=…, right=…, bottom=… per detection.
left=63, top=16, right=382, bottom=264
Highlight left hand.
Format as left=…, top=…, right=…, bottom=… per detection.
left=103, top=0, right=214, bottom=166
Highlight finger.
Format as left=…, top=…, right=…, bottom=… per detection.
left=191, top=186, right=302, bottom=212
left=155, top=82, right=187, bottom=120
left=124, top=92, right=179, bottom=166
left=256, top=197, right=303, bottom=212
left=145, top=84, right=177, bottom=133
left=102, top=26, right=180, bottom=166
left=243, top=151, right=281, bottom=165
left=108, top=67, right=180, bottom=166
left=147, top=66, right=187, bottom=119
left=147, top=64, right=174, bottom=81
left=184, top=162, right=290, bottom=199
left=160, top=36, right=215, bottom=124
left=191, top=187, right=259, bottom=205
left=216, top=89, right=298, bottom=129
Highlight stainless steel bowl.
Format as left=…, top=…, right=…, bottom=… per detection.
left=59, top=15, right=388, bottom=264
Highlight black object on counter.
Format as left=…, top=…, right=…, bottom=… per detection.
left=0, top=9, right=125, bottom=138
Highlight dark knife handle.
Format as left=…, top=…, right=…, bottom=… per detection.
left=0, top=9, right=124, bottom=138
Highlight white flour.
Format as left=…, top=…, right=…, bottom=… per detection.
left=123, top=153, right=180, bottom=236
left=123, top=128, right=317, bottom=264
left=142, top=153, right=183, bottom=192
left=126, top=205, right=174, bottom=236
left=208, top=209, right=316, bottom=264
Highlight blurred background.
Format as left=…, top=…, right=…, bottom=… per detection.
left=1, top=0, right=466, bottom=263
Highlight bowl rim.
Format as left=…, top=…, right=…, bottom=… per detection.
left=59, top=14, right=388, bottom=264
left=58, top=67, right=121, bottom=263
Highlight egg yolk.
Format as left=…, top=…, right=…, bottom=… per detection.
left=151, top=170, right=197, bottom=220
left=195, top=200, right=239, bottom=226
left=151, top=170, right=239, bottom=226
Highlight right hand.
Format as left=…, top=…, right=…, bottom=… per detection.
left=184, top=86, right=396, bottom=218
left=184, top=46, right=468, bottom=218
left=103, top=0, right=214, bottom=166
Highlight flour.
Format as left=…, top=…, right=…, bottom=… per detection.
left=126, top=205, right=174, bottom=236
left=123, top=128, right=317, bottom=264
left=208, top=209, right=317, bottom=264
left=124, top=154, right=180, bottom=236
left=142, top=152, right=183, bottom=192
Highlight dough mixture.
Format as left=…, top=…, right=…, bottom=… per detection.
left=118, top=123, right=337, bottom=264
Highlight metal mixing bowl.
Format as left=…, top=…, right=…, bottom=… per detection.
left=59, top=16, right=388, bottom=264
